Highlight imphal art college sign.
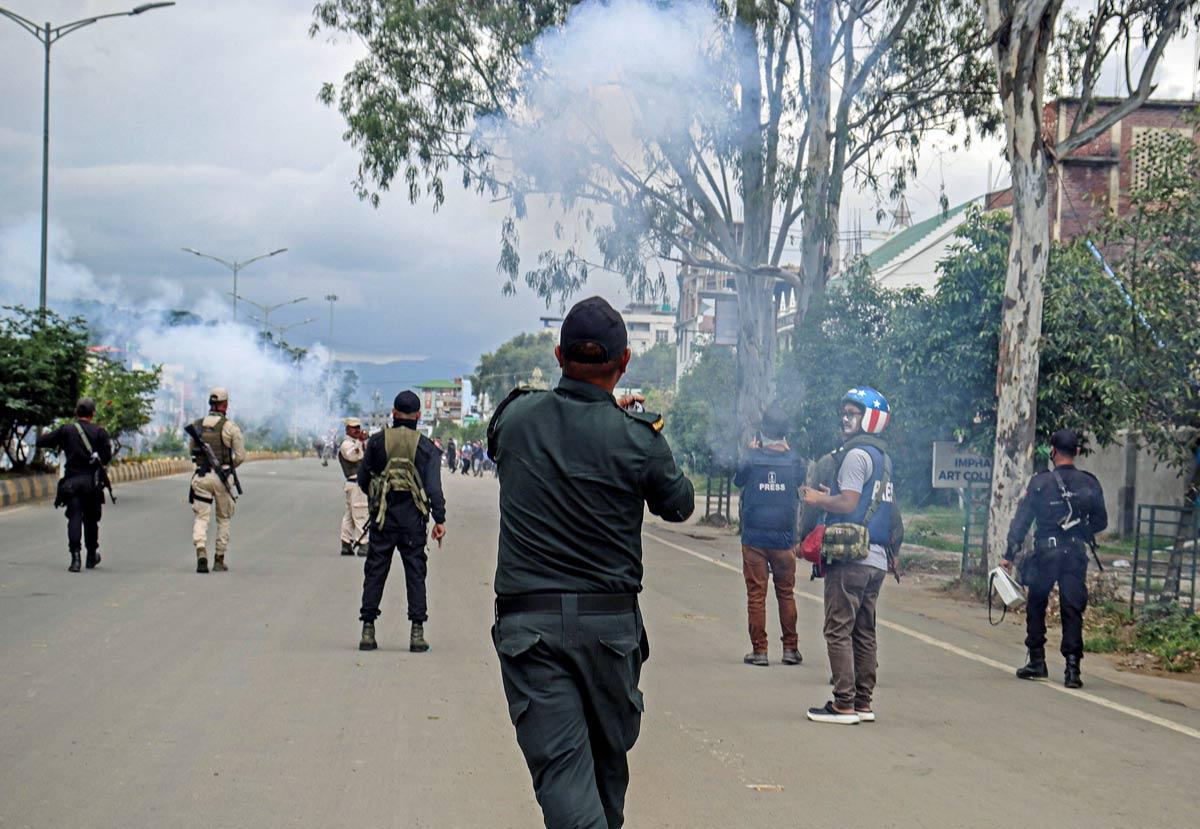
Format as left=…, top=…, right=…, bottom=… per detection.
left=931, top=442, right=993, bottom=489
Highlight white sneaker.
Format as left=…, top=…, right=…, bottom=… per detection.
left=855, top=708, right=876, bottom=723
left=806, top=702, right=860, bottom=724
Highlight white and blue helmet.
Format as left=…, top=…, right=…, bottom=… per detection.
left=842, top=387, right=890, bottom=434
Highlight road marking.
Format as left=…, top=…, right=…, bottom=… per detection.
left=644, top=530, right=1200, bottom=743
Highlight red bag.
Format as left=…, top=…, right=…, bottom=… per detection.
left=798, top=524, right=826, bottom=564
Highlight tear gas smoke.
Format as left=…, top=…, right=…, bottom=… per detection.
left=0, top=218, right=342, bottom=445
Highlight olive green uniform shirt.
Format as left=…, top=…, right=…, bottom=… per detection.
left=488, top=376, right=695, bottom=596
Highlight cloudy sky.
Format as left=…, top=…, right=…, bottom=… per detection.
left=1, top=1, right=1196, bottom=378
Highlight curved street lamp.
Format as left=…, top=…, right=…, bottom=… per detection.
left=0, top=2, right=175, bottom=312
left=184, top=247, right=288, bottom=321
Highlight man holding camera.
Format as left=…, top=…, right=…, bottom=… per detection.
left=1001, top=429, right=1107, bottom=689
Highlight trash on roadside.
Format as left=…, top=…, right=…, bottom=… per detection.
left=1112, top=559, right=1132, bottom=569
left=746, top=784, right=784, bottom=792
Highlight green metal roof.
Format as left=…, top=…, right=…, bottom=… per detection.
left=863, top=197, right=977, bottom=273
left=415, top=380, right=461, bottom=390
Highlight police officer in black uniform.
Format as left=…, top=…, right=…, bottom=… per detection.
left=36, top=397, right=113, bottom=572
left=356, top=390, right=446, bottom=653
left=1001, top=429, right=1107, bottom=688
left=488, top=296, right=695, bottom=829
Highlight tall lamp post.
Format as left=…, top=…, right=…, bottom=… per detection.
left=323, top=293, right=338, bottom=341
left=182, top=247, right=288, bottom=321
left=1, top=2, right=175, bottom=312
left=231, top=293, right=307, bottom=334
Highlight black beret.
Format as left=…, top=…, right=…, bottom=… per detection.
left=393, top=390, right=421, bottom=414
left=560, top=296, right=627, bottom=363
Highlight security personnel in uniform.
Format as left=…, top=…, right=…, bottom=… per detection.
left=189, top=387, right=246, bottom=573
left=337, top=417, right=368, bottom=556
left=356, top=390, right=446, bottom=653
left=1001, top=429, right=1107, bottom=688
left=36, top=397, right=113, bottom=572
left=488, top=296, right=694, bottom=829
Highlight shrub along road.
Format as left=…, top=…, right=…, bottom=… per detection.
left=1, top=460, right=1197, bottom=827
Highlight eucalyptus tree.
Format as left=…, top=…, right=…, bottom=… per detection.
left=311, top=0, right=994, bottom=441
left=978, top=0, right=1197, bottom=565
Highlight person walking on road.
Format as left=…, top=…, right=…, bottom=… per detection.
left=445, top=437, right=457, bottom=474
left=356, top=391, right=446, bottom=653
left=36, top=397, right=113, bottom=572
left=1001, top=429, right=1107, bottom=689
left=801, top=387, right=895, bottom=725
left=733, top=404, right=806, bottom=667
left=338, top=417, right=369, bottom=556
left=488, top=296, right=695, bottom=829
left=189, top=387, right=245, bottom=574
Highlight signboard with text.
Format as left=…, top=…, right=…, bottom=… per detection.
left=931, top=442, right=993, bottom=489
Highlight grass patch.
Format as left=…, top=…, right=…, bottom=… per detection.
left=1083, top=601, right=1200, bottom=672
left=941, top=574, right=989, bottom=601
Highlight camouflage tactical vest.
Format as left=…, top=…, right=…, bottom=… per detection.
left=194, top=414, right=232, bottom=467
left=368, top=427, right=429, bottom=528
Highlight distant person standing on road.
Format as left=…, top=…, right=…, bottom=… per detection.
left=1001, top=429, right=1107, bottom=689
left=445, top=438, right=457, bottom=473
left=36, top=397, right=112, bottom=573
left=801, top=387, right=895, bottom=725
left=733, top=404, right=806, bottom=667
left=460, top=441, right=472, bottom=475
left=356, top=391, right=446, bottom=653
left=337, top=417, right=368, bottom=556
left=488, top=296, right=694, bottom=828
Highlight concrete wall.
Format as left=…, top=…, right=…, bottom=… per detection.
left=1081, top=432, right=1193, bottom=537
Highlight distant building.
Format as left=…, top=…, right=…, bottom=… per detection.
left=540, top=301, right=675, bottom=357
left=415, top=379, right=463, bottom=424
left=675, top=260, right=737, bottom=380
left=854, top=196, right=985, bottom=293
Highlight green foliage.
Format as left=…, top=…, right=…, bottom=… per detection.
left=150, top=428, right=186, bottom=456
left=1085, top=602, right=1200, bottom=673
left=81, top=356, right=161, bottom=455
left=669, top=345, right=737, bottom=475
left=0, top=306, right=90, bottom=470
left=622, top=342, right=676, bottom=392
left=328, top=367, right=361, bottom=417
left=473, top=331, right=561, bottom=408
left=432, top=418, right=488, bottom=446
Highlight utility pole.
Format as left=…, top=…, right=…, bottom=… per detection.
left=324, top=293, right=338, bottom=341
left=0, top=2, right=175, bottom=312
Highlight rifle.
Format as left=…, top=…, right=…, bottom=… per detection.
left=183, top=422, right=240, bottom=501
left=73, top=422, right=114, bottom=504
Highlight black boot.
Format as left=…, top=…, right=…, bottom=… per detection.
left=340, top=541, right=353, bottom=556
left=69, top=550, right=81, bottom=573
left=359, top=622, right=377, bottom=651
left=409, top=622, right=429, bottom=653
left=1016, top=649, right=1048, bottom=680
left=1064, top=655, right=1083, bottom=688
left=85, top=550, right=100, bottom=569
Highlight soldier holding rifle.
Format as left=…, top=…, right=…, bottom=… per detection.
left=186, top=387, right=245, bottom=574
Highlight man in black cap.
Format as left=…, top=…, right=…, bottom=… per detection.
left=356, top=390, right=446, bottom=652
left=488, top=295, right=695, bottom=828
left=36, top=397, right=113, bottom=572
left=1001, top=429, right=1107, bottom=688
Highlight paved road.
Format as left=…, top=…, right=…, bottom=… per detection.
left=1, top=459, right=1198, bottom=828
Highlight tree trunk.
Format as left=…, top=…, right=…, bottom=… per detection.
left=796, top=0, right=834, bottom=324
left=734, top=275, right=778, bottom=449
left=984, top=25, right=1054, bottom=572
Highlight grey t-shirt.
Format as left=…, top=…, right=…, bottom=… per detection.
left=836, top=448, right=888, bottom=571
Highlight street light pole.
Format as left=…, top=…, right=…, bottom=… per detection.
left=324, top=293, right=338, bottom=341
left=182, top=247, right=288, bottom=321
left=229, top=293, right=307, bottom=333
left=1, top=3, right=176, bottom=312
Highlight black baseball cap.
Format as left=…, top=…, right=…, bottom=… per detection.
left=559, top=296, right=627, bottom=364
left=1050, top=428, right=1079, bottom=456
left=393, top=390, right=421, bottom=414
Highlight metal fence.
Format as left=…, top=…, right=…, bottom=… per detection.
left=1131, top=505, right=1198, bottom=614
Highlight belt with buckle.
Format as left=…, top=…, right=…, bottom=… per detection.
left=495, top=593, right=637, bottom=617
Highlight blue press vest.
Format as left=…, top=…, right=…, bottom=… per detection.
left=833, top=445, right=893, bottom=547
left=739, top=448, right=804, bottom=549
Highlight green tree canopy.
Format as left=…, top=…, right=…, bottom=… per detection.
left=473, top=331, right=561, bottom=408
left=81, top=356, right=162, bottom=456
left=622, top=342, right=676, bottom=392
left=0, top=306, right=90, bottom=470
left=668, top=345, right=736, bottom=476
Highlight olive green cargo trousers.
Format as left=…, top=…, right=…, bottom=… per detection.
left=493, top=600, right=647, bottom=829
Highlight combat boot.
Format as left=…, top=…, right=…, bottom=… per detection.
left=69, top=550, right=81, bottom=573
left=410, top=622, right=430, bottom=653
left=213, top=554, right=227, bottom=572
left=85, top=550, right=101, bottom=569
left=359, top=622, right=377, bottom=651
left=1016, top=649, right=1048, bottom=680
left=1064, top=655, right=1083, bottom=688
left=340, top=541, right=354, bottom=556
left=196, top=557, right=209, bottom=574
left=355, top=544, right=367, bottom=557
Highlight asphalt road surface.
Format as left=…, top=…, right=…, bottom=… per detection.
left=2, top=459, right=1198, bottom=828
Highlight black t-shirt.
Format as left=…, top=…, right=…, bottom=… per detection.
left=36, top=420, right=112, bottom=478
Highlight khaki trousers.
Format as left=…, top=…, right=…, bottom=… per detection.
left=341, top=480, right=368, bottom=544
left=192, top=472, right=235, bottom=556
left=823, top=564, right=886, bottom=710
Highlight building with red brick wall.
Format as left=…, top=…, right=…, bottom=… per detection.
left=1043, top=98, right=1196, bottom=241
